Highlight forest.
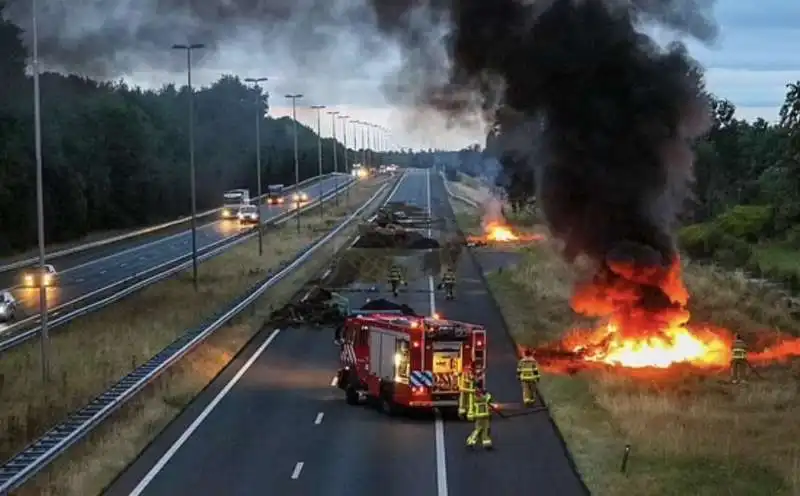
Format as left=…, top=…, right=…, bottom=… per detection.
left=0, top=10, right=402, bottom=255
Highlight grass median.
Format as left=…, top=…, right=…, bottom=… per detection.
left=449, top=190, right=800, bottom=495
left=0, top=177, right=386, bottom=495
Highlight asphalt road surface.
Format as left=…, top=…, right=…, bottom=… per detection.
left=2, top=175, right=345, bottom=323
left=107, top=169, right=587, bottom=496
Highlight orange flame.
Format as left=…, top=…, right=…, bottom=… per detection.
left=485, top=221, right=519, bottom=241
left=538, top=256, right=800, bottom=373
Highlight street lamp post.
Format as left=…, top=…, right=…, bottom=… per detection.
left=32, top=0, right=49, bottom=382
left=310, top=105, right=326, bottom=219
left=172, top=42, right=205, bottom=291
left=338, top=114, right=350, bottom=208
left=285, top=93, right=303, bottom=232
left=327, top=110, right=340, bottom=205
left=244, top=77, right=268, bottom=256
left=355, top=121, right=367, bottom=170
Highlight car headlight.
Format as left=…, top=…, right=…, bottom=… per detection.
left=223, top=209, right=230, bottom=217
left=0, top=304, right=7, bottom=315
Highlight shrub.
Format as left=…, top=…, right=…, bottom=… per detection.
left=715, top=204, right=773, bottom=241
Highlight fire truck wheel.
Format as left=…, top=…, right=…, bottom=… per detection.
left=345, top=386, right=360, bottom=405
left=378, top=382, right=398, bottom=416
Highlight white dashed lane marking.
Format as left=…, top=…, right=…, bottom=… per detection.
left=314, top=412, right=324, bottom=425
left=291, top=462, right=304, bottom=479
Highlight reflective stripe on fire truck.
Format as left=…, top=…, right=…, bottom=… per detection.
left=410, top=370, right=434, bottom=387
left=340, top=343, right=357, bottom=365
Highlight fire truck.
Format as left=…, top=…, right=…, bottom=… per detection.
left=336, top=310, right=487, bottom=415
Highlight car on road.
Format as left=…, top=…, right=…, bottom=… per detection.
left=0, top=290, right=16, bottom=322
left=267, top=184, right=285, bottom=205
left=237, top=204, right=260, bottom=225
left=291, top=191, right=310, bottom=204
left=22, top=264, right=58, bottom=288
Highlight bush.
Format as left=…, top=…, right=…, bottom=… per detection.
left=679, top=221, right=753, bottom=265
left=679, top=222, right=720, bottom=259
left=715, top=204, right=773, bottom=241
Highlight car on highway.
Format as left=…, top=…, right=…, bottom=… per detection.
left=291, top=191, right=310, bottom=204
left=22, top=264, right=58, bottom=288
left=237, top=204, right=260, bottom=225
left=0, top=290, right=16, bottom=322
left=266, top=184, right=285, bottom=205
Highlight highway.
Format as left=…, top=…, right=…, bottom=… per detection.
left=107, top=169, right=587, bottom=496
left=1, top=175, right=345, bottom=327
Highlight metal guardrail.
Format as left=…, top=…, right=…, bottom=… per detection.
left=0, top=177, right=358, bottom=353
left=0, top=175, right=399, bottom=494
left=0, top=174, right=337, bottom=275
left=440, top=173, right=481, bottom=208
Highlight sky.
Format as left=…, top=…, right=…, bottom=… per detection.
left=107, top=2, right=800, bottom=150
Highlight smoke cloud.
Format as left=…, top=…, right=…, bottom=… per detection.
left=1, top=0, right=390, bottom=80
left=360, top=0, right=715, bottom=311
left=3, top=0, right=716, bottom=306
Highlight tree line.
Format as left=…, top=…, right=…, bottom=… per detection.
left=0, top=9, right=422, bottom=256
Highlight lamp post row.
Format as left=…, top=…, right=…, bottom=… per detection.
left=27, top=16, right=391, bottom=381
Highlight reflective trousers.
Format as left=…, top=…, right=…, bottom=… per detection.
left=458, top=390, right=474, bottom=419
left=520, top=379, right=537, bottom=405
left=466, top=418, right=492, bottom=448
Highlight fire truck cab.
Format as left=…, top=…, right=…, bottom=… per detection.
left=336, top=310, right=487, bottom=416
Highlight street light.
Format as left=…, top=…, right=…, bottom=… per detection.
left=338, top=114, right=350, bottom=208
left=285, top=93, right=303, bottom=232
left=32, top=0, right=49, bottom=382
left=244, top=77, right=268, bottom=256
left=172, top=42, right=205, bottom=291
left=310, top=105, right=326, bottom=219
left=327, top=110, right=340, bottom=206
left=354, top=120, right=367, bottom=169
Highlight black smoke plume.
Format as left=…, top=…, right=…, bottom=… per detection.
left=362, top=0, right=716, bottom=310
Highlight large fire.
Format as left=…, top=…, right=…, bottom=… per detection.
left=537, top=256, right=800, bottom=373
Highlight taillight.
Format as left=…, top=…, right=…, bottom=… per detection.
left=412, top=340, right=420, bottom=348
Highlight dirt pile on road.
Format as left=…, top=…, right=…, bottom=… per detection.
left=354, top=202, right=440, bottom=249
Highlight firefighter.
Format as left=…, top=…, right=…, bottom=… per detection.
left=388, top=264, right=404, bottom=297
left=441, top=267, right=456, bottom=300
left=466, top=387, right=493, bottom=450
left=458, top=366, right=476, bottom=419
left=517, top=349, right=541, bottom=406
left=731, top=333, right=748, bottom=384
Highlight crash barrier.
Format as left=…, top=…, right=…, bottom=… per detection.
left=0, top=175, right=399, bottom=494
left=440, top=173, right=481, bottom=209
left=0, top=173, right=340, bottom=275
left=0, top=177, right=359, bottom=354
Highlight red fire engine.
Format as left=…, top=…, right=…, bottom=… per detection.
left=336, top=310, right=487, bottom=415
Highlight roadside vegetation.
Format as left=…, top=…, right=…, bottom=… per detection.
left=0, top=178, right=386, bottom=495
left=449, top=182, right=800, bottom=495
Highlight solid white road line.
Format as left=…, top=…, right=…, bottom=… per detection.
left=426, top=168, right=449, bottom=496
left=291, top=462, right=305, bottom=479
left=129, top=328, right=282, bottom=495
left=314, top=412, right=324, bottom=425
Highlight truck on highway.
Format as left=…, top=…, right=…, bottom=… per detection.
left=336, top=311, right=487, bottom=415
left=221, top=189, right=250, bottom=219
left=266, top=184, right=285, bottom=205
